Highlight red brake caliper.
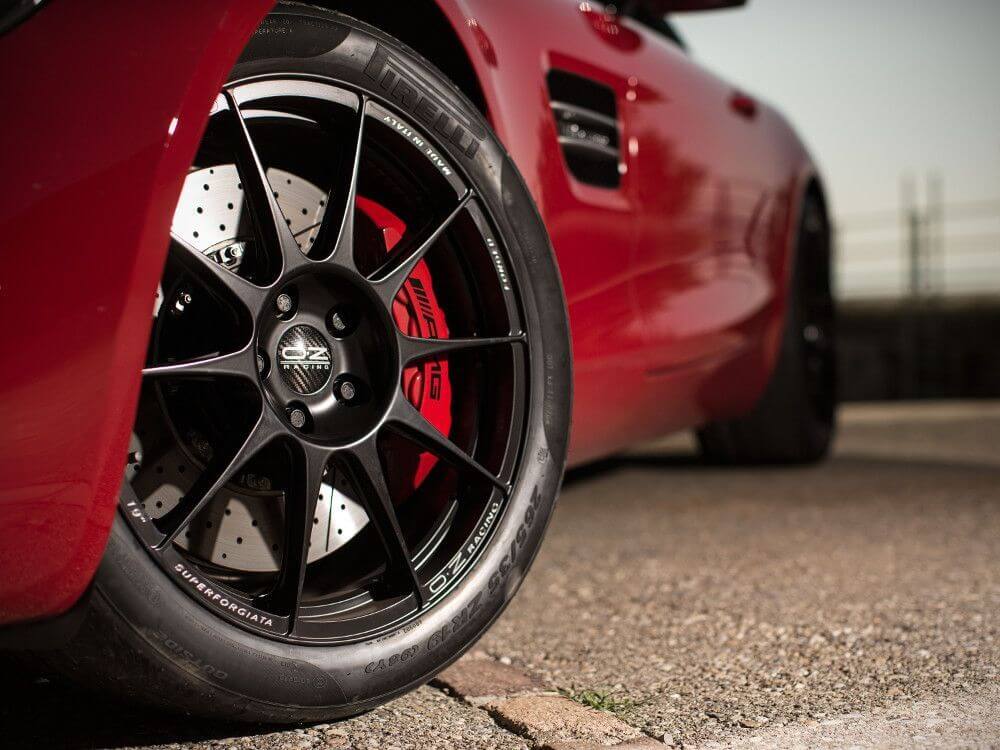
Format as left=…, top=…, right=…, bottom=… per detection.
left=357, top=196, right=452, bottom=492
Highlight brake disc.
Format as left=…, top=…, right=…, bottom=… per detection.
left=172, top=163, right=326, bottom=263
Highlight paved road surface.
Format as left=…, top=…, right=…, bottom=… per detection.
left=2, top=402, right=998, bottom=748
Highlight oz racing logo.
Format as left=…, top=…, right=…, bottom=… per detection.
left=279, top=342, right=331, bottom=370
left=276, top=325, right=333, bottom=394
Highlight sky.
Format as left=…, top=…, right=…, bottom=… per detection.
left=672, top=0, right=1000, bottom=221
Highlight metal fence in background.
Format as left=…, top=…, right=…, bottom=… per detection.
left=833, top=179, right=1000, bottom=401
left=834, top=183, right=1000, bottom=301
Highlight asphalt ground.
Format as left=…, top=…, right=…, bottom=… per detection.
left=2, top=401, right=998, bottom=749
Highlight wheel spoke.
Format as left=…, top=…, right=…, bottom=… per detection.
left=321, top=96, right=367, bottom=272
left=155, top=408, right=281, bottom=548
left=338, top=436, right=425, bottom=607
left=369, top=191, right=472, bottom=305
left=398, top=332, right=526, bottom=366
left=259, top=442, right=328, bottom=624
left=143, top=344, right=258, bottom=381
left=387, top=395, right=507, bottom=492
left=169, top=231, right=267, bottom=315
left=222, top=90, right=307, bottom=276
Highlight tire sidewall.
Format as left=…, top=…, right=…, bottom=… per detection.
left=95, top=5, right=571, bottom=718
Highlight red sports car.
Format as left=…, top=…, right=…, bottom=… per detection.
left=0, top=0, right=834, bottom=721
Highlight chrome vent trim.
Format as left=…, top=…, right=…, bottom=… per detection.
left=546, top=71, right=621, bottom=188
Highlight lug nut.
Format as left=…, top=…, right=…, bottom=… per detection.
left=330, top=311, right=347, bottom=332
left=256, top=352, right=267, bottom=374
left=327, top=305, right=357, bottom=336
left=335, top=377, right=365, bottom=405
left=288, top=408, right=307, bottom=429
left=338, top=380, right=357, bottom=401
left=275, top=293, right=294, bottom=315
left=128, top=450, right=143, bottom=466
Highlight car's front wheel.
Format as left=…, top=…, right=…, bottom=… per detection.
left=49, top=5, right=571, bottom=723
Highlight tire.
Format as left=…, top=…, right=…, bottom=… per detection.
left=46, top=4, right=571, bottom=723
left=697, top=193, right=836, bottom=464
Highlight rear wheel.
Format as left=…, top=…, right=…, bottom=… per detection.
left=50, top=5, right=571, bottom=722
left=698, top=193, right=836, bottom=464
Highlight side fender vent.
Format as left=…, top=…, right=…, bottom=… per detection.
left=546, top=69, right=621, bottom=189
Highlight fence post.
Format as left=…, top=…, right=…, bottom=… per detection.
left=900, top=176, right=919, bottom=397
left=925, top=172, right=943, bottom=296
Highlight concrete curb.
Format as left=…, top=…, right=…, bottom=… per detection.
left=432, top=655, right=663, bottom=749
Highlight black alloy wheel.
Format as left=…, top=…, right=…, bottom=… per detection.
left=51, top=5, right=571, bottom=723
left=125, top=79, right=528, bottom=642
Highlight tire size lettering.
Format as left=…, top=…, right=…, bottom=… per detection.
left=152, top=630, right=228, bottom=681
left=364, top=645, right=419, bottom=674
left=489, top=485, right=543, bottom=595
left=426, top=591, right=483, bottom=651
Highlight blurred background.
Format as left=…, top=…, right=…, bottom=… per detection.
left=674, top=0, right=1000, bottom=401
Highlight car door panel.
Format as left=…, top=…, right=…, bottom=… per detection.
left=623, top=18, right=776, bottom=372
